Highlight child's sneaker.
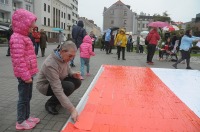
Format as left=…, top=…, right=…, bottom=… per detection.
left=80, top=76, right=84, bottom=80
left=86, top=73, right=90, bottom=76
left=16, top=120, right=36, bottom=130
left=27, top=117, right=40, bottom=124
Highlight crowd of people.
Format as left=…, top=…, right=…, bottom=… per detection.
left=100, top=26, right=200, bottom=70
left=5, top=8, right=200, bottom=130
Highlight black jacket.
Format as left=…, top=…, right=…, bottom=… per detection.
left=72, top=20, right=86, bottom=48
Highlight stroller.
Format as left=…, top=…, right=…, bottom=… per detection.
left=166, top=40, right=179, bottom=62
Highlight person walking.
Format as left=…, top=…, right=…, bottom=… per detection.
left=79, top=35, right=95, bottom=79
left=57, top=31, right=66, bottom=49
left=28, top=28, right=35, bottom=46
left=146, top=27, right=160, bottom=65
left=114, top=28, right=127, bottom=60
left=6, top=24, right=13, bottom=56
left=89, top=31, right=96, bottom=52
left=71, top=20, right=86, bottom=67
left=36, top=41, right=81, bottom=122
left=172, top=29, right=200, bottom=69
left=101, top=33, right=106, bottom=51
left=40, top=29, right=48, bottom=57
left=10, top=9, right=40, bottom=130
left=127, top=35, right=132, bottom=52
left=32, top=26, right=41, bottom=57
left=105, top=28, right=111, bottom=54
left=109, top=32, right=114, bottom=54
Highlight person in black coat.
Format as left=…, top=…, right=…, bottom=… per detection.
left=70, top=20, right=86, bottom=67
left=6, top=24, right=13, bottom=56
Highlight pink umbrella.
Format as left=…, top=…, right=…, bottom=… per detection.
left=148, top=21, right=169, bottom=28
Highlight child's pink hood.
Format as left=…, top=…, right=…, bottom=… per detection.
left=12, top=9, right=37, bottom=36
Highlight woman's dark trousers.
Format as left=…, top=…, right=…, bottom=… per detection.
left=147, top=44, right=156, bottom=62
left=117, top=46, right=125, bottom=59
left=45, top=77, right=81, bottom=114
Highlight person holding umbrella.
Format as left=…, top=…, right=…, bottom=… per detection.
left=146, top=27, right=160, bottom=64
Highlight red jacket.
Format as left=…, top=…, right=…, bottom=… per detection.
left=147, top=29, right=160, bottom=45
left=32, top=30, right=41, bottom=43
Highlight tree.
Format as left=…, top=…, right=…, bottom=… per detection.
left=153, top=11, right=171, bottom=22
left=162, top=11, right=169, bottom=17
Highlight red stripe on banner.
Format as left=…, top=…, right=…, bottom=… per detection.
left=62, top=66, right=200, bottom=132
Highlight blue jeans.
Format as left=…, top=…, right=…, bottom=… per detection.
left=35, top=42, right=40, bottom=55
left=80, top=57, right=90, bottom=76
left=17, top=78, right=33, bottom=124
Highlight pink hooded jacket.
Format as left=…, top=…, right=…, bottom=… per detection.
left=10, top=9, right=38, bottom=81
left=80, top=35, right=95, bottom=58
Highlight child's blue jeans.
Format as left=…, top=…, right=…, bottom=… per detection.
left=80, top=57, right=90, bottom=76
left=17, top=78, right=33, bottom=124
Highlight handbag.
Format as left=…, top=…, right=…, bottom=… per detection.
left=116, top=41, right=122, bottom=46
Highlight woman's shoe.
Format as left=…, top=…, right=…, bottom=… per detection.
left=186, top=67, right=192, bottom=69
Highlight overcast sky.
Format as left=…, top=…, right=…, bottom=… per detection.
left=78, top=0, right=199, bottom=29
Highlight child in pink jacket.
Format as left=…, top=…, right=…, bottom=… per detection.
left=10, top=9, right=40, bottom=130
left=80, top=35, right=95, bottom=79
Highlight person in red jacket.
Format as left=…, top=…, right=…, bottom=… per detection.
left=146, top=27, right=160, bottom=64
left=32, top=26, right=41, bottom=57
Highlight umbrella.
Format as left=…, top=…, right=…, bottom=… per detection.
left=148, top=21, right=169, bottom=28
left=52, top=28, right=63, bottom=31
left=140, top=31, right=149, bottom=35
left=163, top=25, right=179, bottom=32
left=109, top=26, right=119, bottom=31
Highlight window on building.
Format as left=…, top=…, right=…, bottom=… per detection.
left=64, top=23, right=65, bottom=29
left=143, top=24, right=145, bottom=28
left=124, top=20, right=127, bottom=25
left=44, top=17, right=46, bottom=25
left=0, top=12, right=4, bottom=22
left=68, top=25, right=71, bottom=31
left=64, top=13, right=65, bottom=19
left=44, top=3, right=46, bottom=11
left=124, top=11, right=127, bottom=16
left=1, top=0, right=8, bottom=4
left=53, top=7, right=55, bottom=27
left=48, top=5, right=50, bottom=13
left=61, top=12, right=63, bottom=18
left=68, top=14, right=71, bottom=20
left=48, top=18, right=50, bottom=26
left=110, top=10, right=114, bottom=15
left=13, top=2, right=17, bottom=10
left=26, top=5, right=31, bottom=11
left=111, top=20, right=114, bottom=24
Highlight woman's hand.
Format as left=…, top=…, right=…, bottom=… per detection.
left=72, top=72, right=81, bottom=79
left=25, top=78, right=32, bottom=83
left=71, top=108, right=78, bottom=122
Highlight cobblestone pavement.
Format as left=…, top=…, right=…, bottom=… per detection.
left=0, top=44, right=200, bottom=132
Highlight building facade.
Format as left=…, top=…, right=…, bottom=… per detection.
left=103, top=0, right=137, bottom=34
left=0, top=0, right=34, bottom=27
left=0, top=0, right=79, bottom=42
left=79, top=17, right=101, bottom=37
left=137, top=13, right=154, bottom=35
